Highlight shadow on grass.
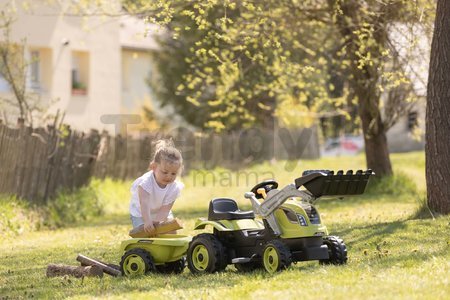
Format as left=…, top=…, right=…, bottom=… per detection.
left=0, top=266, right=265, bottom=299
left=335, top=219, right=418, bottom=247
left=331, top=217, right=449, bottom=267
left=317, top=193, right=414, bottom=210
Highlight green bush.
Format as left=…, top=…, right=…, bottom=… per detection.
left=44, top=185, right=104, bottom=229
left=0, top=195, right=43, bottom=236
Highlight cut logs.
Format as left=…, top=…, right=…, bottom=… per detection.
left=46, top=264, right=103, bottom=278
left=46, top=254, right=122, bottom=278
left=76, top=254, right=122, bottom=277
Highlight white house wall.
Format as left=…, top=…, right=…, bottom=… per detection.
left=2, top=0, right=122, bottom=131
left=386, top=23, right=430, bottom=153
left=121, top=49, right=155, bottom=112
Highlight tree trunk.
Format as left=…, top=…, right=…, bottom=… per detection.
left=360, top=111, right=392, bottom=176
left=331, top=0, right=393, bottom=177
left=425, top=0, right=450, bottom=214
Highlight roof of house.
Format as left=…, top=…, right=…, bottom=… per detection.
left=119, top=15, right=162, bottom=51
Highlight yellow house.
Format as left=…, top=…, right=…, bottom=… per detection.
left=0, top=0, right=159, bottom=132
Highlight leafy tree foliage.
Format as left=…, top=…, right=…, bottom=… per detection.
left=125, top=0, right=341, bottom=132
left=123, top=0, right=434, bottom=176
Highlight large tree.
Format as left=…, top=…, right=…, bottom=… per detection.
left=426, top=0, right=450, bottom=214
left=329, top=1, right=402, bottom=176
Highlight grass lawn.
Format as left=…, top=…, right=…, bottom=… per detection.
left=1, top=151, right=449, bottom=299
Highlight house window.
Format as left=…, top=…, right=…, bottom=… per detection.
left=71, top=51, right=89, bottom=95
left=407, top=111, right=418, bottom=131
left=0, top=46, right=50, bottom=93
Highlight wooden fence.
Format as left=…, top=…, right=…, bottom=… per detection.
left=0, top=122, right=101, bottom=202
left=0, top=122, right=319, bottom=202
left=93, top=126, right=320, bottom=180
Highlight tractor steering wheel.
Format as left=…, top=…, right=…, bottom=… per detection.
left=250, top=180, right=279, bottom=199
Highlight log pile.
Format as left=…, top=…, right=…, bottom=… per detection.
left=46, top=254, right=121, bottom=278
left=76, top=254, right=121, bottom=277
left=46, top=264, right=103, bottom=278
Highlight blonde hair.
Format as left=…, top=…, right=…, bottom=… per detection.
left=151, top=139, right=183, bottom=166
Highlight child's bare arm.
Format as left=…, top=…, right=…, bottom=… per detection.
left=155, top=202, right=175, bottom=222
left=138, top=186, right=155, bottom=233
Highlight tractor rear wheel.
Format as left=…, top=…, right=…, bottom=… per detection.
left=187, top=233, right=227, bottom=274
left=319, top=236, right=348, bottom=265
left=120, top=248, right=155, bottom=276
left=262, top=240, right=292, bottom=273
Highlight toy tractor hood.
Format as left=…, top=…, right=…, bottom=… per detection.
left=295, top=169, right=374, bottom=198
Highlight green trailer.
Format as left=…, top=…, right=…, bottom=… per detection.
left=120, top=234, right=192, bottom=276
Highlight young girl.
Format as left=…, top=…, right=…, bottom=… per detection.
left=129, top=139, right=184, bottom=234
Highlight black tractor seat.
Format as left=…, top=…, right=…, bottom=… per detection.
left=208, top=198, right=255, bottom=221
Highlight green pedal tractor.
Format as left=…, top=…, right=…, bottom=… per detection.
left=187, top=169, right=374, bottom=273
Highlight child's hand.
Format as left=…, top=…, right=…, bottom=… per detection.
left=143, top=222, right=155, bottom=234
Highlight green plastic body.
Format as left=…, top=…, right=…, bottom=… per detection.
left=120, top=234, right=192, bottom=264
left=194, top=218, right=264, bottom=231
left=194, top=199, right=328, bottom=239
left=275, top=200, right=328, bottom=238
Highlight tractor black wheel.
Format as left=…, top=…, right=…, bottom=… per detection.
left=120, top=248, right=155, bottom=276
left=156, top=257, right=186, bottom=274
left=234, top=262, right=260, bottom=272
left=262, top=240, right=292, bottom=273
left=187, top=233, right=227, bottom=274
left=320, top=236, right=348, bottom=265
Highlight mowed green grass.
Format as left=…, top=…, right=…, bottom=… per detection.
left=1, top=151, right=449, bottom=299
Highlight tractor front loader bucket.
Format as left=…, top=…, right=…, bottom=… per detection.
left=295, top=169, right=374, bottom=198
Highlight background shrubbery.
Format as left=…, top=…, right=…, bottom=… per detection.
left=0, top=185, right=104, bottom=236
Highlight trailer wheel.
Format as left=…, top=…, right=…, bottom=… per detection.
left=262, top=240, right=292, bottom=273
left=187, top=233, right=227, bottom=274
left=319, top=236, right=348, bottom=265
left=120, top=248, right=155, bottom=276
left=156, top=258, right=186, bottom=274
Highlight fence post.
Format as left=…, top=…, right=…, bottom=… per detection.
left=43, top=125, right=57, bottom=203
left=14, top=119, right=27, bottom=198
